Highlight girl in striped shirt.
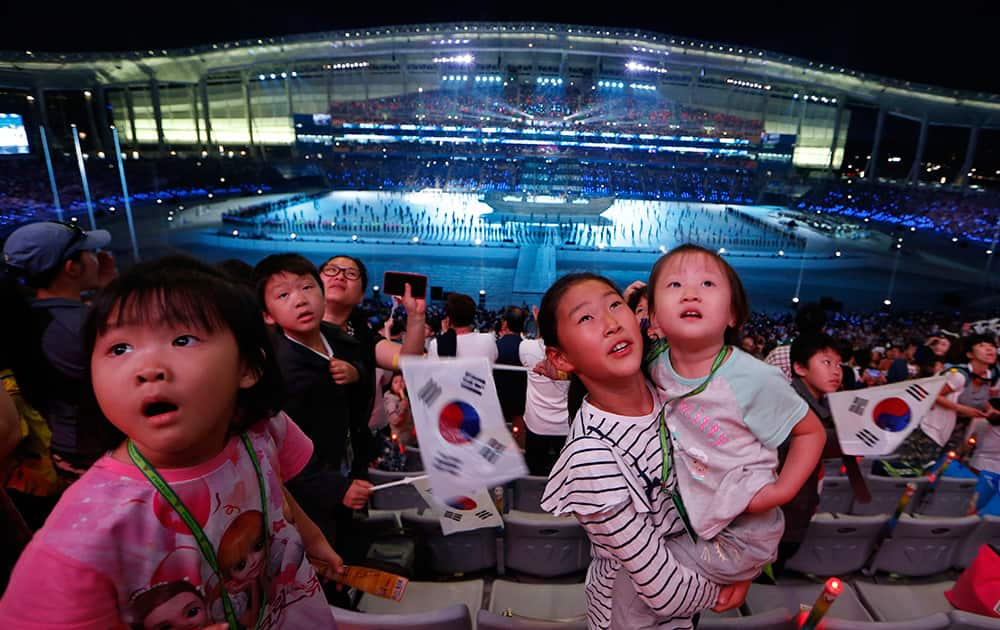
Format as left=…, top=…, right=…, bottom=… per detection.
left=539, top=272, right=750, bottom=630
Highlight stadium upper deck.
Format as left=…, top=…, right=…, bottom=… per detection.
left=0, top=22, right=997, bottom=174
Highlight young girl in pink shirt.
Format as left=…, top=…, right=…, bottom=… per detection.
left=0, top=255, right=341, bottom=629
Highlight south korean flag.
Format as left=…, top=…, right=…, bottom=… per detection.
left=828, top=376, right=947, bottom=456
left=401, top=356, right=527, bottom=499
left=411, top=476, right=504, bottom=535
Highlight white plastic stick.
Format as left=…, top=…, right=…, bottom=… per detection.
left=371, top=474, right=429, bottom=491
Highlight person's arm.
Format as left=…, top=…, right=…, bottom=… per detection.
left=934, top=384, right=987, bottom=418
left=747, top=410, right=826, bottom=513
left=578, top=502, right=720, bottom=619
left=0, top=387, right=20, bottom=463
left=281, top=486, right=345, bottom=581
left=374, top=284, right=427, bottom=370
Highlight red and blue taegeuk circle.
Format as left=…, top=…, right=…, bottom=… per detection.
left=871, top=397, right=912, bottom=432
left=438, top=400, right=481, bottom=444
left=445, top=496, right=478, bottom=510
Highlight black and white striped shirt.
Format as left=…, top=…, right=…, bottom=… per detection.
left=541, top=387, right=720, bottom=629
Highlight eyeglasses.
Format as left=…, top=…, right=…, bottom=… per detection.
left=321, top=265, right=361, bottom=280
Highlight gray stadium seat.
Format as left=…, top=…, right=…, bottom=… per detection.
left=854, top=581, right=955, bottom=621
left=512, top=476, right=549, bottom=513
left=368, top=469, right=428, bottom=511
left=402, top=446, right=424, bottom=471
left=916, top=477, right=978, bottom=517
left=820, top=613, right=951, bottom=629
left=948, top=611, right=1000, bottom=629
left=698, top=607, right=796, bottom=629
left=850, top=475, right=929, bottom=516
left=745, top=581, right=873, bottom=622
left=818, top=476, right=855, bottom=514
left=357, top=579, right=485, bottom=617
left=784, top=513, right=889, bottom=576
left=476, top=609, right=588, bottom=630
left=488, top=579, right=587, bottom=621
left=957, top=515, right=1000, bottom=568
left=502, top=510, right=590, bottom=578
left=823, top=458, right=845, bottom=479
left=869, top=514, right=980, bottom=577
left=332, top=603, right=473, bottom=630
left=399, top=509, right=498, bottom=575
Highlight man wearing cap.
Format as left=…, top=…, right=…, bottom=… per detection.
left=2, top=221, right=116, bottom=479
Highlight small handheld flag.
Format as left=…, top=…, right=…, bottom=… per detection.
left=828, top=376, right=946, bottom=456
left=401, top=356, right=527, bottom=499
left=411, top=476, right=504, bottom=535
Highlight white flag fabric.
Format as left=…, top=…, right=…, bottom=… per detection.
left=411, top=476, right=504, bottom=535
left=828, top=376, right=947, bottom=456
left=400, top=356, right=527, bottom=499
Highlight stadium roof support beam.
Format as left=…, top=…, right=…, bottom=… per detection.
left=242, top=72, right=256, bottom=155
left=94, top=87, right=113, bottom=154
left=124, top=87, right=138, bottom=147
left=199, top=78, right=213, bottom=147
left=866, top=104, right=886, bottom=181
left=827, top=96, right=845, bottom=172
left=83, top=89, right=103, bottom=154
left=191, top=84, right=202, bottom=145
left=954, top=125, right=980, bottom=188
left=906, top=112, right=929, bottom=185
left=149, top=79, right=166, bottom=151
left=31, top=86, right=55, bottom=152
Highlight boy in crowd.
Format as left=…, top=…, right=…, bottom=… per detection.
left=254, top=254, right=374, bottom=564
left=773, top=332, right=845, bottom=575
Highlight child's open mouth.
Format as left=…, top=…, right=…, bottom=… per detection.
left=143, top=400, right=179, bottom=418
left=681, top=310, right=702, bottom=319
left=610, top=341, right=632, bottom=355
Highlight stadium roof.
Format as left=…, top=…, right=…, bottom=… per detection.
left=1, top=22, right=998, bottom=129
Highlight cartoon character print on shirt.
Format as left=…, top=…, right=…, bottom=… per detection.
left=212, top=510, right=269, bottom=628
left=127, top=580, right=210, bottom=630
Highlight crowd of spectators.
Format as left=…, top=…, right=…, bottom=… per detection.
left=796, top=180, right=1000, bottom=244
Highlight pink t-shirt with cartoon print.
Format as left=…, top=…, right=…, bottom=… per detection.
left=0, top=412, right=338, bottom=630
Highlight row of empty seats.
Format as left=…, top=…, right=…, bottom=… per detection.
left=819, top=473, right=979, bottom=517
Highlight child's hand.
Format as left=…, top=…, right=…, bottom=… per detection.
left=746, top=482, right=787, bottom=513
left=623, top=280, right=646, bottom=302
left=712, top=579, right=751, bottom=612
left=329, top=358, right=360, bottom=384
left=307, top=542, right=346, bottom=582
left=342, top=479, right=374, bottom=509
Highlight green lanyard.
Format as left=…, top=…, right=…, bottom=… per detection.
left=128, top=434, right=270, bottom=630
left=656, top=345, right=729, bottom=541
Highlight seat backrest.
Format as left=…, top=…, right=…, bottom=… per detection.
left=697, top=607, right=796, bottom=629
left=368, top=468, right=428, bottom=510
left=488, top=580, right=587, bottom=621
left=956, top=515, right=1000, bottom=568
left=870, top=514, right=982, bottom=576
left=476, top=609, right=587, bottom=630
left=400, top=510, right=498, bottom=575
left=821, top=613, right=951, bottom=629
left=331, top=603, right=473, bottom=630
left=512, top=476, right=550, bottom=513
left=818, top=476, right=855, bottom=514
left=403, top=447, right=424, bottom=472
left=784, top=513, right=890, bottom=576
left=916, top=477, right=978, bottom=517
left=503, top=510, right=590, bottom=578
left=850, top=475, right=929, bottom=516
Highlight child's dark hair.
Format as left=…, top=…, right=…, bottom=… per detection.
left=84, top=254, right=283, bottom=433
left=321, top=254, right=369, bottom=291
left=790, top=332, right=842, bottom=369
left=538, top=272, right=621, bottom=349
left=253, top=253, right=323, bottom=310
left=964, top=333, right=998, bottom=355
left=626, top=284, right=648, bottom=313
left=646, top=244, right=750, bottom=346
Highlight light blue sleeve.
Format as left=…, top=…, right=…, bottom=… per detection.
left=729, top=351, right=809, bottom=449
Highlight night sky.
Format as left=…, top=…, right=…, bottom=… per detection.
left=1, top=0, right=998, bottom=94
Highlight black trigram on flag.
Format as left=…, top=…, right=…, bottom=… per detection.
left=460, top=371, right=486, bottom=396
left=849, top=397, right=869, bottom=416
left=474, top=509, right=493, bottom=520
left=418, top=378, right=443, bottom=407
left=855, top=428, right=880, bottom=448
left=432, top=452, right=462, bottom=476
left=905, top=383, right=930, bottom=402
left=443, top=511, right=462, bottom=522
left=478, top=437, right=506, bottom=464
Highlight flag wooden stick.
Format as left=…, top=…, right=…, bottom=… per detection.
left=371, top=474, right=429, bottom=491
